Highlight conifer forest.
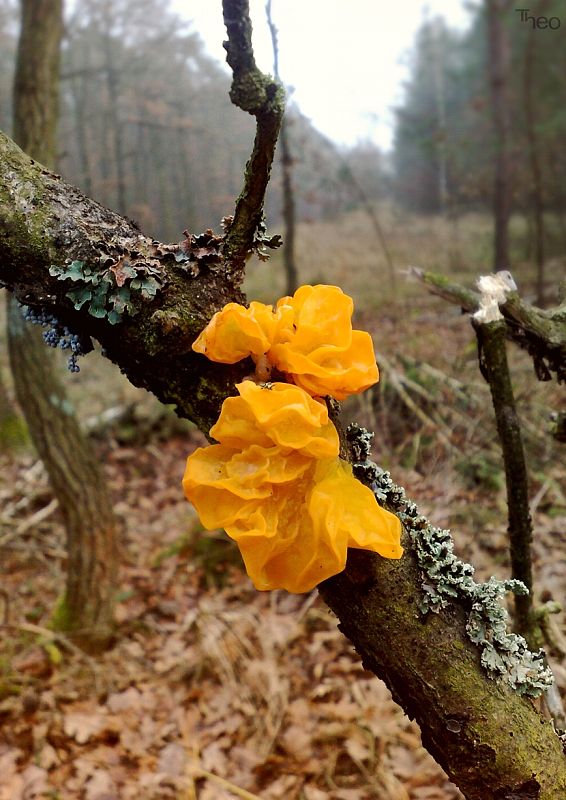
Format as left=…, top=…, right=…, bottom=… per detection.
left=0, top=1, right=565, bottom=798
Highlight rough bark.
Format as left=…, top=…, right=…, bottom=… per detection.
left=320, top=549, right=562, bottom=800
left=8, top=0, right=119, bottom=651
left=7, top=302, right=118, bottom=651
left=0, top=129, right=248, bottom=433
left=1, top=130, right=566, bottom=798
left=221, top=0, right=285, bottom=272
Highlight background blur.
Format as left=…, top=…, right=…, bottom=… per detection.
left=1, top=0, right=564, bottom=288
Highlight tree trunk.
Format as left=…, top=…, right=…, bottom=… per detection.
left=0, top=370, right=12, bottom=427
left=486, top=0, right=511, bottom=269
left=7, top=302, right=118, bottom=651
left=266, top=0, right=299, bottom=295
left=8, top=0, right=118, bottom=652
left=0, top=366, right=25, bottom=450
left=523, top=3, right=546, bottom=306
left=279, top=120, right=299, bottom=295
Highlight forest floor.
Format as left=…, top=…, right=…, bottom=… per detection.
left=1, top=211, right=565, bottom=799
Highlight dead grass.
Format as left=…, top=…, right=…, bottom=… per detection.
left=243, top=206, right=564, bottom=310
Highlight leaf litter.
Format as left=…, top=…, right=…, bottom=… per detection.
left=0, top=432, right=465, bottom=799
left=1, top=306, right=565, bottom=799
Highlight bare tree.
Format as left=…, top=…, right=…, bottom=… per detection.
left=486, top=0, right=512, bottom=269
left=523, top=0, right=547, bottom=305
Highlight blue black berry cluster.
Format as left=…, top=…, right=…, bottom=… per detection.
left=20, top=305, right=86, bottom=372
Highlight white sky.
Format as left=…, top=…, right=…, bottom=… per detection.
left=173, top=0, right=474, bottom=151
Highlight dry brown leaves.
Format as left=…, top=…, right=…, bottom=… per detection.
left=0, top=433, right=465, bottom=800
left=1, top=296, right=564, bottom=799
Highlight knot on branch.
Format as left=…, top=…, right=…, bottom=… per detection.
left=229, top=72, right=281, bottom=115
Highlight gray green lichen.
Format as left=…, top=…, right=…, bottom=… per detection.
left=347, top=422, right=554, bottom=698
left=49, top=255, right=164, bottom=325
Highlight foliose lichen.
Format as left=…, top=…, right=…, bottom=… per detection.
left=49, top=254, right=165, bottom=325
left=173, top=216, right=281, bottom=275
left=346, top=422, right=554, bottom=698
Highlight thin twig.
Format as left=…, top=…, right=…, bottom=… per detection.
left=411, top=267, right=566, bottom=382
left=0, top=498, right=59, bottom=547
left=473, top=317, right=537, bottom=644
left=265, top=0, right=299, bottom=294
left=193, top=767, right=264, bottom=800
left=221, top=0, right=285, bottom=276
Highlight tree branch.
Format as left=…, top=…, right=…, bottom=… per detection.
left=473, top=318, right=536, bottom=643
left=412, top=267, right=566, bottom=382
left=221, top=0, right=285, bottom=274
left=2, top=139, right=566, bottom=795
left=0, top=130, right=247, bottom=433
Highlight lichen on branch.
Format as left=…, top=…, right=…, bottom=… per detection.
left=221, top=0, right=285, bottom=275
left=345, top=423, right=552, bottom=698
left=411, top=267, right=566, bottom=383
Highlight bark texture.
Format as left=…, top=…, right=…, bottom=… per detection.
left=8, top=0, right=119, bottom=651
left=8, top=302, right=118, bottom=650
left=1, top=131, right=566, bottom=798
left=221, top=0, right=284, bottom=273
left=320, top=548, right=564, bottom=800
left=473, top=319, right=535, bottom=642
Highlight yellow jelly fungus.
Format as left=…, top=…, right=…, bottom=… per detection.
left=191, top=285, right=379, bottom=400
left=192, top=301, right=278, bottom=364
left=183, top=381, right=403, bottom=593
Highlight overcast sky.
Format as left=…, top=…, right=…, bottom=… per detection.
left=173, top=0, right=474, bottom=151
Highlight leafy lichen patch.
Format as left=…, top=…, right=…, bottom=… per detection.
left=49, top=253, right=165, bottom=325
left=346, top=423, right=554, bottom=698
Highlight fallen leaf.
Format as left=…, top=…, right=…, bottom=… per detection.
left=63, top=711, right=108, bottom=744
left=280, top=724, right=313, bottom=760
left=345, top=733, right=370, bottom=763
left=157, top=742, right=186, bottom=777
left=20, top=765, right=49, bottom=799
left=84, top=768, right=118, bottom=800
